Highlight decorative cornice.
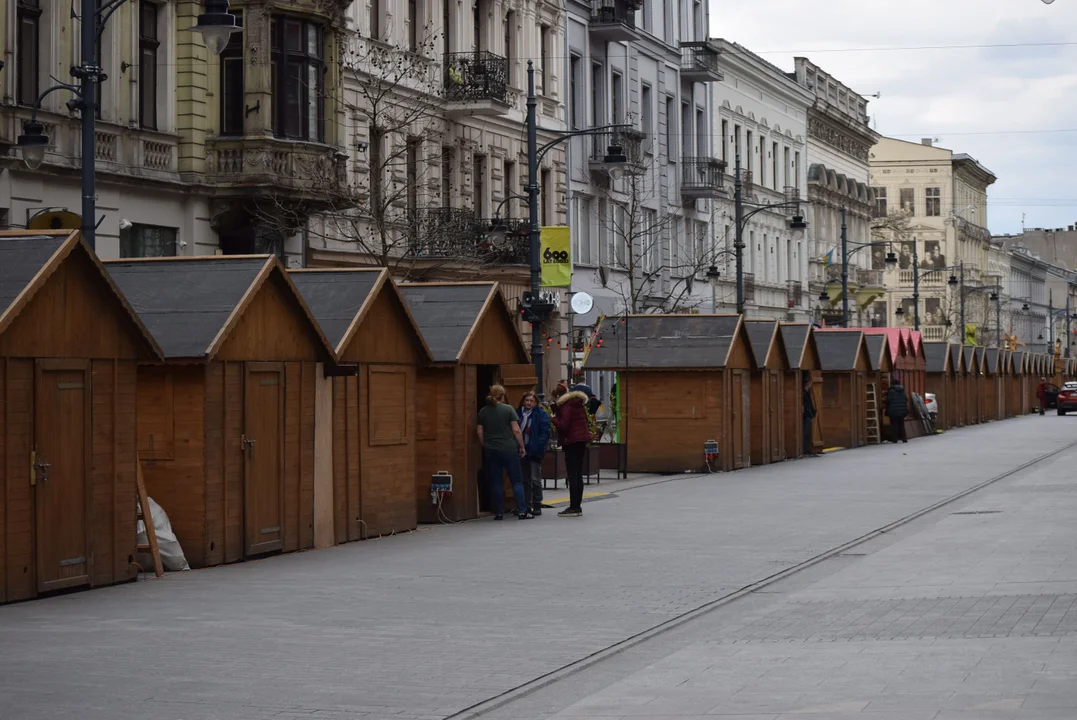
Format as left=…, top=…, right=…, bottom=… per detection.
left=807, top=112, right=872, bottom=163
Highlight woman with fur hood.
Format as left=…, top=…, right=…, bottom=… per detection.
left=551, top=382, right=592, bottom=517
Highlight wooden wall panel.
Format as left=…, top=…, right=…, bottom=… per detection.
left=749, top=371, right=767, bottom=466
left=139, top=365, right=208, bottom=567
left=112, top=361, right=139, bottom=585
left=819, top=372, right=854, bottom=450
left=415, top=369, right=460, bottom=523
left=300, top=362, right=315, bottom=550
left=283, top=362, right=301, bottom=553
left=340, top=288, right=424, bottom=365
left=3, top=360, right=33, bottom=602
left=223, top=362, right=245, bottom=563
left=346, top=375, right=361, bottom=540
left=91, top=360, right=116, bottom=587
left=214, top=274, right=323, bottom=362
left=461, top=307, right=527, bottom=366
left=137, top=367, right=175, bottom=460
left=462, top=366, right=480, bottom=517
left=783, top=371, right=802, bottom=459
left=331, top=378, right=348, bottom=544
left=359, top=364, right=418, bottom=537
left=204, top=363, right=224, bottom=567
left=624, top=372, right=724, bottom=473
left=0, top=360, right=5, bottom=602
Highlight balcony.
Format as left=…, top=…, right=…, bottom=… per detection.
left=589, top=0, right=641, bottom=43
left=204, top=137, right=347, bottom=201
left=443, top=51, right=510, bottom=117
left=405, top=209, right=529, bottom=266
left=679, top=40, right=723, bottom=83
left=681, top=157, right=726, bottom=200
left=855, top=268, right=885, bottom=289
left=589, top=128, right=647, bottom=176
left=899, top=269, right=947, bottom=287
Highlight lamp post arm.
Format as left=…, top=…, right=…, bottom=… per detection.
left=535, top=123, right=633, bottom=164
left=29, top=81, right=82, bottom=122
left=490, top=193, right=529, bottom=220
left=843, top=240, right=892, bottom=261
left=95, top=0, right=132, bottom=41
left=740, top=201, right=801, bottom=226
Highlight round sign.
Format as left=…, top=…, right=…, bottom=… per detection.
left=570, top=291, right=594, bottom=315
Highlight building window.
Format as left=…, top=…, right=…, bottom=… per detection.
left=504, top=12, right=515, bottom=85
left=745, top=130, right=753, bottom=173
left=874, top=187, right=887, bottom=218
left=772, top=142, right=778, bottom=189
left=473, top=153, right=487, bottom=218
left=406, top=137, right=420, bottom=217
left=665, top=96, right=676, bottom=161
left=611, top=70, right=623, bottom=123
left=370, top=0, right=382, bottom=39
left=757, top=135, right=766, bottom=186
left=783, top=146, right=790, bottom=186
left=17, top=0, right=41, bottom=107
left=408, top=0, right=419, bottom=53
left=640, top=83, right=653, bottom=152
left=503, top=160, right=516, bottom=215
left=926, top=187, right=941, bottom=217
left=591, top=62, right=604, bottom=125
left=681, top=102, right=692, bottom=159
left=271, top=17, right=325, bottom=142
left=641, top=0, right=651, bottom=32
left=220, top=13, right=244, bottom=136
left=541, top=168, right=551, bottom=226
left=794, top=151, right=800, bottom=190
left=570, top=54, right=581, bottom=129
left=139, top=1, right=160, bottom=130
left=720, top=119, right=728, bottom=163
left=575, top=196, right=593, bottom=265
left=696, top=107, right=706, bottom=157
left=120, top=223, right=177, bottom=258
left=539, top=25, right=549, bottom=93
left=441, top=146, right=454, bottom=206
left=900, top=187, right=915, bottom=215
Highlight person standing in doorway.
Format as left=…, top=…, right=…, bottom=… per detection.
left=885, top=374, right=909, bottom=443
left=551, top=382, right=592, bottom=517
left=517, top=391, right=550, bottom=516
left=477, top=385, right=530, bottom=520
left=1036, top=377, right=1047, bottom=415
left=802, top=375, right=818, bottom=457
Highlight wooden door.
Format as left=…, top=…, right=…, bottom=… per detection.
left=769, top=372, right=784, bottom=463
left=731, top=371, right=746, bottom=469
left=34, top=360, right=92, bottom=592
left=243, top=363, right=285, bottom=556
left=811, top=373, right=824, bottom=452
left=855, top=373, right=866, bottom=447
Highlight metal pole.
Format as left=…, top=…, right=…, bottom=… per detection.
left=526, top=62, right=544, bottom=400
left=912, top=239, right=920, bottom=331
left=959, top=263, right=966, bottom=344
left=81, top=0, right=97, bottom=251
left=1049, top=290, right=1054, bottom=348
left=996, top=281, right=1001, bottom=349
left=734, top=154, right=744, bottom=315
left=840, top=206, right=848, bottom=327
left=1067, top=288, right=1072, bottom=358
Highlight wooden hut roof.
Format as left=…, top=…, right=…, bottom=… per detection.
left=908, top=330, right=923, bottom=358
left=963, top=346, right=978, bottom=374
left=863, top=327, right=905, bottom=364
left=814, top=329, right=870, bottom=371
left=950, top=344, right=964, bottom=375
left=924, top=342, right=951, bottom=373
left=779, top=323, right=821, bottom=370
left=1001, top=350, right=1013, bottom=374
left=105, top=255, right=333, bottom=362
left=982, top=347, right=1000, bottom=374
left=0, top=230, right=162, bottom=358
left=863, top=333, right=893, bottom=372
left=398, top=282, right=528, bottom=364
left=745, top=319, right=790, bottom=369
left=289, top=268, right=432, bottom=363
left=583, top=314, right=755, bottom=370
left=1013, top=351, right=1026, bottom=374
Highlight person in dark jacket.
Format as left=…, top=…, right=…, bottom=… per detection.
left=802, top=376, right=818, bottom=457
left=551, top=382, right=591, bottom=517
left=517, top=391, right=551, bottom=516
left=885, top=375, right=909, bottom=443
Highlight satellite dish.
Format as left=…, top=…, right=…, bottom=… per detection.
left=27, top=209, right=82, bottom=231
left=570, top=291, right=594, bottom=315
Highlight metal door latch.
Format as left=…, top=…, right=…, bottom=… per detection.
left=30, top=452, right=50, bottom=485
left=241, top=435, right=256, bottom=457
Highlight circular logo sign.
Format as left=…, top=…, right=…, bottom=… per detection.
left=570, top=292, right=594, bottom=315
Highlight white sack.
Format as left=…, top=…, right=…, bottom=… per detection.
left=137, top=496, right=191, bottom=572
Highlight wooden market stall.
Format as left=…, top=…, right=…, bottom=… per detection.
left=1013, top=351, right=1029, bottom=415
left=963, top=346, right=982, bottom=425
left=924, top=342, right=954, bottom=430
left=949, top=344, right=967, bottom=427
left=779, top=323, right=823, bottom=458
left=290, top=269, right=432, bottom=544
left=1001, top=350, right=1016, bottom=418
left=862, top=332, right=893, bottom=443
left=0, top=231, right=163, bottom=603
left=813, top=329, right=872, bottom=450
left=981, top=347, right=1002, bottom=422
left=398, top=282, right=533, bottom=522
left=905, top=330, right=927, bottom=398
left=105, top=256, right=334, bottom=568
left=583, top=314, right=756, bottom=473
left=745, top=320, right=791, bottom=466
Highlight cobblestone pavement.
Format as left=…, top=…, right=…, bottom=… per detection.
left=493, top=418, right=1077, bottom=720
left=1, top=416, right=1074, bottom=720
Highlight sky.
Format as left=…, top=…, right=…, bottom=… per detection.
left=713, top=0, right=1077, bottom=236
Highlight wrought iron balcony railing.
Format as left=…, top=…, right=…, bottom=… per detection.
left=679, top=40, right=723, bottom=82
left=443, top=51, right=509, bottom=105
left=681, top=157, right=726, bottom=197
left=589, top=128, right=646, bottom=171
left=405, top=208, right=529, bottom=265
left=589, top=0, right=640, bottom=41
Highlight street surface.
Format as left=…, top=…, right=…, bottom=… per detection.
left=1, top=416, right=1076, bottom=720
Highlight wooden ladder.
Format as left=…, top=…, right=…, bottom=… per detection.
left=865, top=383, right=881, bottom=445
left=135, top=455, right=164, bottom=578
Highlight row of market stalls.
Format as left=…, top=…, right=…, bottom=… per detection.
left=0, top=230, right=533, bottom=603
left=581, top=314, right=1062, bottom=475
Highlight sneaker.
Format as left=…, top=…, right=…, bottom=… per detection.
left=516, top=511, right=533, bottom=520
left=531, top=507, right=543, bottom=517
left=494, top=514, right=504, bottom=521
left=558, top=507, right=582, bottom=517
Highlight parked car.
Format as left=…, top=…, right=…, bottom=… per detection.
left=1057, top=382, right=1077, bottom=415
left=924, top=392, right=938, bottom=421
left=1042, top=382, right=1061, bottom=411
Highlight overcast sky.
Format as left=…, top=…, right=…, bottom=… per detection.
left=714, top=0, right=1077, bottom=235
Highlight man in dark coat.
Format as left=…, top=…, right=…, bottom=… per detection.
left=802, top=376, right=818, bottom=457
left=885, top=375, right=909, bottom=443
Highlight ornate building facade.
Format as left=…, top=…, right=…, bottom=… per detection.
left=790, top=59, right=881, bottom=327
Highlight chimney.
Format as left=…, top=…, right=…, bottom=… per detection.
left=921, top=138, right=933, bottom=146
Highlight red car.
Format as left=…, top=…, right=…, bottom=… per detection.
left=1056, top=382, right=1077, bottom=415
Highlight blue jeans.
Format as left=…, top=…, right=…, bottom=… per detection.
left=485, top=448, right=526, bottom=516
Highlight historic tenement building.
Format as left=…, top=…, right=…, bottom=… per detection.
left=870, top=137, right=997, bottom=343
left=790, top=59, right=881, bottom=327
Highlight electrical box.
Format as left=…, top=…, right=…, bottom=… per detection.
left=431, top=471, right=452, bottom=493
left=703, top=440, right=719, bottom=462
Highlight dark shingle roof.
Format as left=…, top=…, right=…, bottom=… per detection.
left=781, top=324, right=810, bottom=368
left=583, top=315, right=742, bottom=370
left=924, top=342, right=950, bottom=373
left=950, top=344, right=964, bottom=373
left=399, top=284, right=496, bottom=363
left=983, top=347, right=999, bottom=373
left=290, top=271, right=382, bottom=352
left=107, top=257, right=269, bottom=359
left=0, top=234, right=68, bottom=321
left=815, top=330, right=863, bottom=371
left=745, top=320, right=777, bottom=367
left=863, top=334, right=888, bottom=372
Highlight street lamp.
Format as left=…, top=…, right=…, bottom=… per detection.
left=733, top=154, right=808, bottom=315
left=16, top=0, right=238, bottom=251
